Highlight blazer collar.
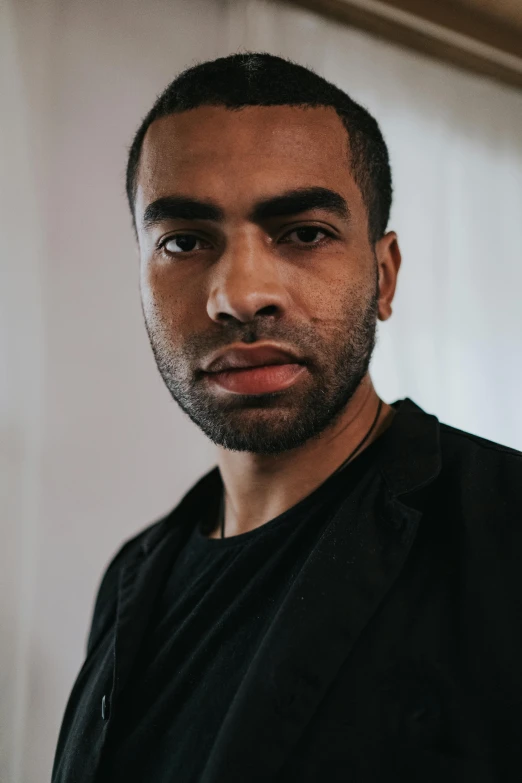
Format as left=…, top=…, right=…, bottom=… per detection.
left=380, top=397, right=441, bottom=497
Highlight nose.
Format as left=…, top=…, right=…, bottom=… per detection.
left=206, top=232, right=291, bottom=325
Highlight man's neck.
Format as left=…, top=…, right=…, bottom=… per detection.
left=210, top=376, right=395, bottom=539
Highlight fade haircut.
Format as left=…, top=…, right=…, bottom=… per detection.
left=126, top=51, right=392, bottom=244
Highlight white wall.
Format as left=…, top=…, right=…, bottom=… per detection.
left=1, top=0, right=521, bottom=781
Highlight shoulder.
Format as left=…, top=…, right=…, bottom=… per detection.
left=439, top=420, right=522, bottom=475
left=435, top=420, right=522, bottom=516
left=84, top=517, right=167, bottom=656
left=85, top=465, right=221, bottom=655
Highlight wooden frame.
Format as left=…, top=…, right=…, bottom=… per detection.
left=282, top=0, right=522, bottom=90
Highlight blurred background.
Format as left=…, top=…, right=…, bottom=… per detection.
left=1, top=0, right=521, bottom=780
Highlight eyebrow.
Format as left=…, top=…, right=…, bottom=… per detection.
left=141, top=186, right=351, bottom=229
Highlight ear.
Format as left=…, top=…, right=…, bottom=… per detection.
left=375, top=231, right=402, bottom=321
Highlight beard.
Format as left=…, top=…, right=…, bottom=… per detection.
left=142, top=268, right=379, bottom=456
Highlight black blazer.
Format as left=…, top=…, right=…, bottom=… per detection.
left=51, top=398, right=522, bottom=782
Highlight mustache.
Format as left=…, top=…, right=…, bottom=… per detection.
left=183, top=323, right=319, bottom=365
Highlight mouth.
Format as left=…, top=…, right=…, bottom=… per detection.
left=204, top=362, right=307, bottom=395
left=201, top=342, right=307, bottom=394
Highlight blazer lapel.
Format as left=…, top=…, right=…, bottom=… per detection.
left=197, top=478, right=421, bottom=782
left=199, top=399, right=441, bottom=783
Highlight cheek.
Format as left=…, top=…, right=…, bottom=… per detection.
left=303, top=271, right=357, bottom=324
left=315, top=276, right=375, bottom=332
left=283, top=260, right=349, bottom=323
left=141, top=263, right=203, bottom=335
left=299, top=242, right=371, bottom=300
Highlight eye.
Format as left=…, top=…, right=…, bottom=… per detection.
left=280, top=225, right=334, bottom=247
left=158, top=225, right=335, bottom=257
left=160, top=234, right=210, bottom=255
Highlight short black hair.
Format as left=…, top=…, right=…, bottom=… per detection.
left=126, top=51, right=392, bottom=244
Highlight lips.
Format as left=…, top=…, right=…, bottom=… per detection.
left=206, top=362, right=306, bottom=395
left=202, top=343, right=307, bottom=395
left=204, top=344, right=304, bottom=374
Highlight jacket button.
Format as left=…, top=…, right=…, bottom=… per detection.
left=101, top=694, right=110, bottom=720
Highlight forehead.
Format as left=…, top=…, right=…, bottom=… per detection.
left=136, top=105, right=358, bottom=215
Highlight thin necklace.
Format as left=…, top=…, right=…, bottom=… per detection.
left=218, top=398, right=383, bottom=539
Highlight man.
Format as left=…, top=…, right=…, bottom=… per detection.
left=51, top=52, right=522, bottom=783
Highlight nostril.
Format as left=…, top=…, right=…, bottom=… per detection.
left=256, top=304, right=278, bottom=316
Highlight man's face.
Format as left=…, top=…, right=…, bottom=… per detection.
left=135, top=105, right=390, bottom=455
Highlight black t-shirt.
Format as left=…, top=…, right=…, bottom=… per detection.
left=98, top=434, right=388, bottom=783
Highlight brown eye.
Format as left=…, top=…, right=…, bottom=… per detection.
left=162, top=234, right=208, bottom=254
left=281, top=226, right=333, bottom=246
